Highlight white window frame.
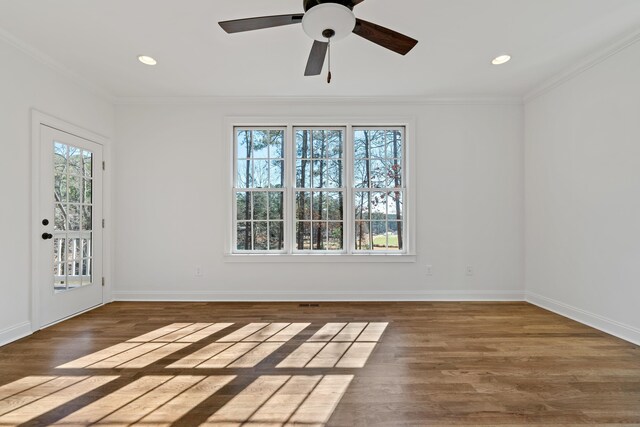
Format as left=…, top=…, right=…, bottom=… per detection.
left=224, top=117, right=417, bottom=263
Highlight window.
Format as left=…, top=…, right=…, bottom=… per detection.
left=231, top=122, right=412, bottom=257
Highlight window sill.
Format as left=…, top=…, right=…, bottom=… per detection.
left=223, top=253, right=417, bottom=263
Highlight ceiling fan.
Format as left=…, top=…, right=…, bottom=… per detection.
left=218, top=0, right=418, bottom=81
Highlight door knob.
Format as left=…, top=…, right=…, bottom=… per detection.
left=42, top=233, right=53, bottom=240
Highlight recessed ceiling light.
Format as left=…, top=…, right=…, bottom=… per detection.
left=491, top=54, right=511, bottom=65
left=137, top=55, right=157, bottom=66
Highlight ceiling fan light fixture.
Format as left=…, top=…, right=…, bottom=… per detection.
left=302, top=3, right=355, bottom=41
left=491, top=54, right=511, bottom=65
left=137, top=55, right=157, bottom=66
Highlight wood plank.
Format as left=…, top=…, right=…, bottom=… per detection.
left=167, top=343, right=233, bottom=369
left=202, top=376, right=290, bottom=426
left=127, top=323, right=192, bottom=342
left=177, top=322, right=234, bottom=343
left=152, top=323, right=212, bottom=342
left=117, top=343, right=189, bottom=369
left=277, top=343, right=326, bottom=368
left=217, top=323, right=269, bottom=342
left=307, top=323, right=346, bottom=342
left=249, top=375, right=322, bottom=424
left=0, top=376, right=117, bottom=425
left=287, top=375, right=353, bottom=425
left=51, top=376, right=172, bottom=426
left=335, top=343, right=376, bottom=368
left=57, top=343, right=141, bottom=368
left=198, top=343, right=258, bottom=368
left=332, top=322, right=367, bottom=342
left=243, top=323, right=290, bottom=342
left=306, top=343, right=352, bottom=368
left=89, top=343, right=165, bottom=368
left=356, top=322, right=389, bottom=342
left=267, top=323, right=310, bottom=342
left=229, top=343, right=286, bottom=368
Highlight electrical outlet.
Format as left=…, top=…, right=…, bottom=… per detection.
left=426, top=265, right=433, bottom=276
left=195, top=266, right=203, bottom=277
left=466, top=265, right=474, bottom=276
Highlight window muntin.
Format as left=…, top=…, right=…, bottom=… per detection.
left=232, top=125, right=407, bottom=255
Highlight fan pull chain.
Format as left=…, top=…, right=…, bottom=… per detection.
left=327, top=37, right=332, bottom=84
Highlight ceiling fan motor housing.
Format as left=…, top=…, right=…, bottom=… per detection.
left=303, top=0, right=354, bottom=12
left=302, top=2, right=356, bottom=41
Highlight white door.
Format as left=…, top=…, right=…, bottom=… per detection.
left=38, top=125, right=103, bottom=327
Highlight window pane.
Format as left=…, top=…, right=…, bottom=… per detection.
left=312, top=160, right=327, bottom=188
left=326, top=131, right=343, bottom=158
left=269, top=130, right=284, bottom=158
left=353, top=158, right=368, bottom=188
left=253, top=160, right=269, bottom=188
left=68, top=146, right=82, bottom=175
left=68, top=204, right=80, bottom=231
left=311, top=222, right=326, bottom=250
left=237, top=130, right=251, bottom=159
left=371, top=222, right=387, bottom=249
left=54, top=204, right=66, bottom=231
left=312, top=130, right=327, bottom=158
left=296, top=192, right=311, bottom=220
left=296, top=222, right=311, bottom=250
left=296, top=129, right=312, bottom=158
left=296, top=160, right=311, bottom=188
left=82, top=150, right=93, bottom=177
left=269, top=192, right=283, bottom=220
left=326, top=160, right=342, bottom=188
left=253, top=192, right=268, bottom=220
left=386, top=130, right=403, bottom=159
left=328, top=223, right=343, bottom=250
left=253, top=222, right=268, bottom=250
left=354, top=131, right=368, bottom=158
left=387, top=222, right=403, bottom=250
left=269, top=222, right=284, bottom=250
left=55, top=174, right=67, bottom=202
left=81, top=206, right=92, bottom=230
left=237, top=160, right=251, bottom=188
left=368, top=132, right=386, bottom=159
left=388, top=191, right=403, bottom=220
left=312, top=192, right=327, bottom=220
left=252, top=130, right=269, bottom=159
left=270, top=160, right=284, bottom=188
left=237, top=222, right=252, bottom=250
left=83, top=179, right=92, bottom=203
left=354, top=221, right=371, bottom=250
left=236, top=192, right=251, bottom=220
left=355, top=192, right=371, bottom=220
left=68, top=175, right=81, bottom=203
left=388, top=161, right=402, bottom=187
left=370, top=160, right=387, bottom=188
left=54, top=142, right=67, bottom=175
left=327, top=192, right=343, bottom=221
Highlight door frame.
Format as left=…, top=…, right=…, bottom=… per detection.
left=31, top=110, right=112, bottom=330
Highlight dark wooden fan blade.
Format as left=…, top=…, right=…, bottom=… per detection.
left=350, top=0, right=366, bottom=5
left=353, top=18, right=418, bottom=55
left=219, top=14, right=304, bottom=33
left=304, top=40, right=329, bottom=76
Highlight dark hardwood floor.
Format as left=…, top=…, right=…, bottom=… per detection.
left=0, top=302, right=639, bottom=426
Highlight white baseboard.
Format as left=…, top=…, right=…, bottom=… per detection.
left=112, top=290, right=525, bottom=302
left=526, top=291, right=640, bottom=346
left=0, top=321, right=32, bottom=347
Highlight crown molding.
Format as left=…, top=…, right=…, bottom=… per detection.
left=114, top=95, right=523, bottom=107
left=0, top=26, right=116, bottom=103
left=524, top=26, right=640, bottom=103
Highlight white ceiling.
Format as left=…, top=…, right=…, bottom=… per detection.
left=1, top=0, right=639, bottom=98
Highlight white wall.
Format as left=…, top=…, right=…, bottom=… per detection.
left=525, top=39, right=640, bottom=344
left=0, top=37, right=114, bottom=345
left=113, top=100, right=524, bottom=301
